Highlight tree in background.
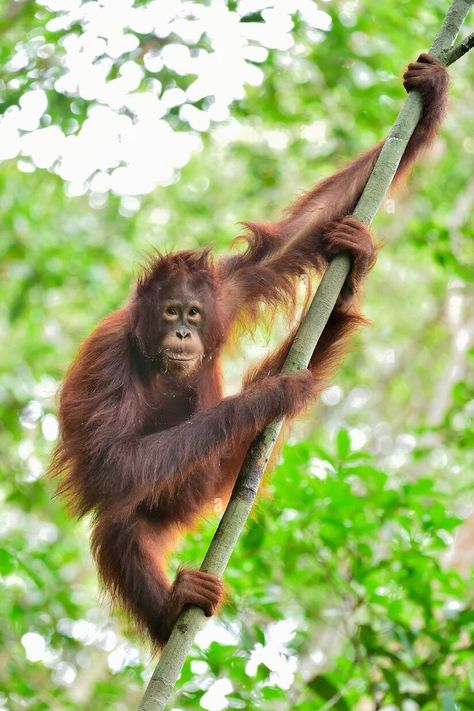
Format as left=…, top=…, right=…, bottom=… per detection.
left=0, top=1, right=473, bottom=709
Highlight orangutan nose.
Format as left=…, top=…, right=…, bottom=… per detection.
left=176, top=328, right=191, bottom=340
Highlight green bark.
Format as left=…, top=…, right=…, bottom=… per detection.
left=138, top=2, right=474, bottom=708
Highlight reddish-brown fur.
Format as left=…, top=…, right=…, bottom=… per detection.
left=51, top=55, right=448, bottom=651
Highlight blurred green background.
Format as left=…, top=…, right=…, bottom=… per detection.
left=1, top=1, right=473, bottom=709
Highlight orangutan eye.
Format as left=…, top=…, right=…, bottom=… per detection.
left=166, top=306, right=177, bottom=316
left=189, top=307, right=199, bottom=317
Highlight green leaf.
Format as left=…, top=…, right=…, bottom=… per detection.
left=381, top=668, right=402, bottom=703
left=336, top=429, right=351, bottom=459
left=308, top=676, right=350, bottom=710
left=359, top=624, right=378, bottom=650
left=0, top=548, right=17, bottom=575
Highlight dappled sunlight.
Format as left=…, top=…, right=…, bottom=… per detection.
left=0, top=0, right=332, bottom=198
left=1, top=0, right=473, bottom=709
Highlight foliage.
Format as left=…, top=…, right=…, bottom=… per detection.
left=0, top=1, right=473, bottom=710
left=175, top=434, right=474, bottom=709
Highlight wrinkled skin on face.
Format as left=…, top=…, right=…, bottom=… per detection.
left=133, top=274, right=219, bottom=378
left=158, top=294, right=205, bottom=375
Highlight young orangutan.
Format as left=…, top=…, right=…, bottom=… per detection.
left=51, top=54, right=448, bottom=649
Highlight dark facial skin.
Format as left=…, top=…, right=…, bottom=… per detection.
left=158, top=296, right=205, bottom=376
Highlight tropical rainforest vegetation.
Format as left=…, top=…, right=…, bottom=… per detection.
left=1, top=1, right=473, bottom=709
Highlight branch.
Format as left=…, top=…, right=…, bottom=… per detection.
left=444, top=30, right=474, bottom=64
left=138, top=2, right=474, bottom=708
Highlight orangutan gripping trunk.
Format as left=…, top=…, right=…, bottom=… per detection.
left=51, top=54, right=448, bottom=651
